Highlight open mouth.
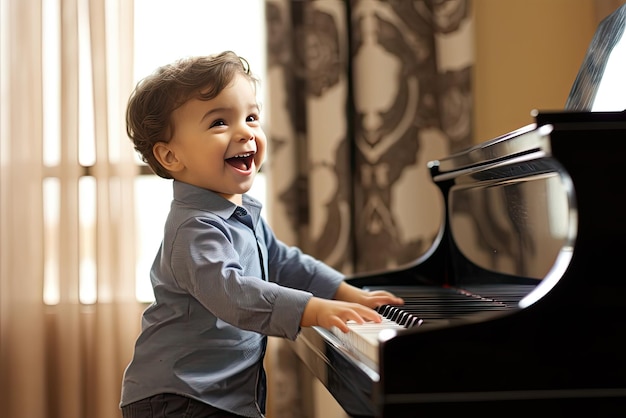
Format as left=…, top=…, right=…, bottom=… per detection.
left=225, top=152, right=255, bottom=171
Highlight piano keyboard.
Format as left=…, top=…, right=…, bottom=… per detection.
left=330, top=305, right=422, bottom=364
left=329, top=285, right=536, bottom=365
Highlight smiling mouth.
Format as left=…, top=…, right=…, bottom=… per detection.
left=225, top=152, right=255, bottom=171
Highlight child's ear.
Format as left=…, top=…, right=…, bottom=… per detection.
left=153, top=142, right=184, bottom=173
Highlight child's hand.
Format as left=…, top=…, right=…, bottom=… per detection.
left=333, top=282, right=404, bottom=309
left=301, top=297, right=383, bottom=333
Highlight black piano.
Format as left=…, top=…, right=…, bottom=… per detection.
left=289, top=4, right=626, bottom=418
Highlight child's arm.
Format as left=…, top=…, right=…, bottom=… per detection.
left=300, top=282, right=404, bottom=333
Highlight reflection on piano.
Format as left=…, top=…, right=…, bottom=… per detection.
left=289, top=4, right=626, bottom=418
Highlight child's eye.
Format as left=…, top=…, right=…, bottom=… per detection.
left=210, top=119, right=226, bottom=128
left=246, top=114, right=259, bottom=123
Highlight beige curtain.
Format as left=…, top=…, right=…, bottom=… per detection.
left=0, top=1, right=139, bottom=417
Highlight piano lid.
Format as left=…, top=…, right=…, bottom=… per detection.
left=427, top=3, right=626, bottom=288
left=565, top=2, right=626, bottom=111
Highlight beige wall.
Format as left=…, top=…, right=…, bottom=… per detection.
left=472, top=0, right=608, bottom=142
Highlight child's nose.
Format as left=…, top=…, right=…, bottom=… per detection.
left=236, top=124, right=255, bottom=142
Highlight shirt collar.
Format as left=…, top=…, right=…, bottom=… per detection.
left=172, top=180, right=263, bottom=222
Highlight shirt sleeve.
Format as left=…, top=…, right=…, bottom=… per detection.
left=166, top=216, right=312, bottom=340
left=259, top=219, right=345, bottom=300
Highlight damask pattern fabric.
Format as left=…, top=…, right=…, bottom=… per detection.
left=266, top=0, right=473, bottom=274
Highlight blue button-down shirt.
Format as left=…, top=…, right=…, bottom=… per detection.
left=121, top=181, right=344, bottom=417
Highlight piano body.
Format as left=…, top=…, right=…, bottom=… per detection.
left=289, top=4, right=626, bottom=418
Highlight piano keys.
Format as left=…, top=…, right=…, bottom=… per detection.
left=330, top=284, right=537, bottom=366
left=330, top=317, right=412, bottom=366
left=289, top=4, right=626, bottom=417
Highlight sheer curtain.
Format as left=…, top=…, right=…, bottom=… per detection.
left=0, top=0, right=138, bottom=417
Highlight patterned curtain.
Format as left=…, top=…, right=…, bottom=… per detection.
left=264, top=0, right=473, bottom=416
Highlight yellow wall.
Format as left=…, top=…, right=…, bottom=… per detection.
left=472, top=0, right=599, bottom=142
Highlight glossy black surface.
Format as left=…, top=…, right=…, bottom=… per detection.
left=293, top=109, right=626, bottom=418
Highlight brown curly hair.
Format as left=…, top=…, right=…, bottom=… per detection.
left=126, top=51, right=257, bottom=178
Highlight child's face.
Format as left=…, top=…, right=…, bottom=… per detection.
left=163, top=74, right=267, bottom=204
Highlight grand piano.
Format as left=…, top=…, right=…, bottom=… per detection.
left=289, top=4, right=626, bottom=417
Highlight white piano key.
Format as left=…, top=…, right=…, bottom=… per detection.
left=330, top=318, right=408, bottom=363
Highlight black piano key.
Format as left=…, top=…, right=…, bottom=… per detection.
left=371, top=285, right=528, bottom=323
left=375, top=304, right=422, bottom=328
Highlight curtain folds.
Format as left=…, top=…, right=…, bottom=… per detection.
left=1, top=0, right=138, bottom=417
left=1, top=2, right=48, bottom=417
left=264, top=0, right=473, bottom=416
